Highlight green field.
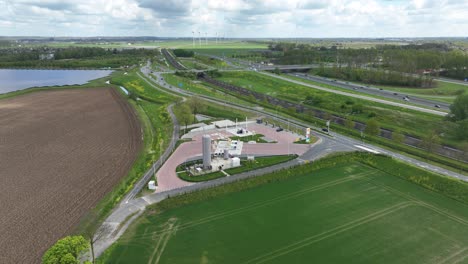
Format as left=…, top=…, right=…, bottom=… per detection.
left=99, top=154, right=468, bottom=263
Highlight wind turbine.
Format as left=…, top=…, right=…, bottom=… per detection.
left=192, top=31, right=195, bottom=47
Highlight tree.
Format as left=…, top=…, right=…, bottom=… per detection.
left=453, top=120, right=468, bottom=140
left=179, top=103, right=192, bottom=134
left=344, top=117, right=355, bottom=129
left=42, top=236, right=89, bottom=264
left=187, top=96, right=206, bottom=122
left=364, top=119, right=380, bottom=136
left=273, top=67, right=281, bottom=75
left=420, top=130, right=441, bottom=155
left=449, top=94, right=468, bottom=121
left=392, top=129, right=405, bottom=145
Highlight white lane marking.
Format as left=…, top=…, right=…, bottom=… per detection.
left=354, top=145, right=380, bottom=154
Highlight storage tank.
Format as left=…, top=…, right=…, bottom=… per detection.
left=202, top=135, right=212, bottom=169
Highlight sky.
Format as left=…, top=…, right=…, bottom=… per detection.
left=0, top=0, right=467, bottom=38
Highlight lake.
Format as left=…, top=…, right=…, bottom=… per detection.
left=0, top=69, right=113, bottom=94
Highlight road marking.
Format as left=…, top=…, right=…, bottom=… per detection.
left=354, top=145, right=380, bottom=154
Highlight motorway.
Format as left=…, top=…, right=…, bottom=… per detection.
left=288, top=72, right=451, bottom=111
left=197, top=54, right=450, bottom=115
left=259, top=71, right=448, bottom=116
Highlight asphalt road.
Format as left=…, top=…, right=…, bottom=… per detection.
left=259, top=71, right=448, bottom=116
left=146, top=66, right=466, bottom=181
left=289, top=72, right=451, bottom=111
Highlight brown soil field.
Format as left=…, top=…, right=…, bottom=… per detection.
left=0, top=88, right=142, bottom=263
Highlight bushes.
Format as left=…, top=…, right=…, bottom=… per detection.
left=173, top=49, right=194, bottom=57
left=42, top=236, right=89, bottom=264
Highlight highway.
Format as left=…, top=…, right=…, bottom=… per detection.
left=259, top=71, right=448, bottom=116
left=197, top=55, right=450, bottom=116
left=288, top=72, right=451, bottom=111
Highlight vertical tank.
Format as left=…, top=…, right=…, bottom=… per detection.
left=202, top=135, right=212, bottom=169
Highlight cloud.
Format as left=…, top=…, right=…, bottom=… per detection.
left=138, top=0, right=191, bottom=17
left=0, top=0, right=467, bottom=37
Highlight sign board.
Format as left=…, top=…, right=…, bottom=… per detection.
left=306, top=127, right=311, bottom=143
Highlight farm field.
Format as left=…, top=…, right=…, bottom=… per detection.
left=99, top=157, right=468, bottom=264
left=0, top=88, right=142, bottom=263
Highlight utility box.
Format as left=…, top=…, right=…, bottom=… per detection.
left=231, top=157, right=240, bottom=167
left=148, top=181, right=157, bottom=190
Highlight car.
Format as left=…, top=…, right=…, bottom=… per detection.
left=379, top=88, right=383, bottom=90
left=403, top=97, right=410, bottom=101
left=353, top=87, right=357, bottom=90
left=276, top=127, right=283, bottom=132
left=322, top=128, right=329, bottom=132
left=434, top=104, right=441, bottom=108
left=393, top=93, right=398, bottom=95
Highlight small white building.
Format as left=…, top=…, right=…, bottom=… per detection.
left=231, top=157, right=240, bottom=167
left=148, top=181, right=157, bottom=190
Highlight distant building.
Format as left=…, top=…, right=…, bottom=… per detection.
left=39, top=53, right=54, bottom=60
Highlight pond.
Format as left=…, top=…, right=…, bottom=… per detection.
left=0, top=69, right=113, bottom=94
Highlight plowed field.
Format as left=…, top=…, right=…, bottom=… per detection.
left=0, top=88, right=142, bottom=263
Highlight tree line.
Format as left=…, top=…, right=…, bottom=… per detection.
left=268, top=42, right=468, bottom=80
left=1, top=47, right=160, bottom=61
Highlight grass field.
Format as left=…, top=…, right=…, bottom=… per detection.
left=99, top=155, right=468, bottom=263
left=37, top=40, right=267, bottom=51
left=162, top=73, right=255, bottom=107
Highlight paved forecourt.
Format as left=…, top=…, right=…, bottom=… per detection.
left=155, top=123, right=310, bottom=192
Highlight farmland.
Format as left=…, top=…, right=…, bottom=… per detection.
left=0, top=87, right=142, bottom=263
left=97, top=153, right=468, bottom=263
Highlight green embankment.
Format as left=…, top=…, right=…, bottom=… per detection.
left=98, top=152, right=468, bottom=263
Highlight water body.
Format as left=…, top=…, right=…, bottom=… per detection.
left=0, top=69, right=113, bottom=94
